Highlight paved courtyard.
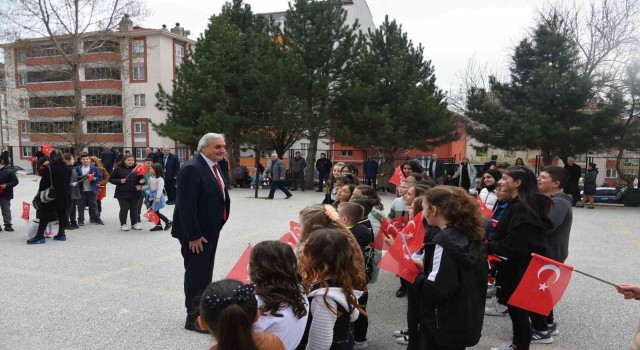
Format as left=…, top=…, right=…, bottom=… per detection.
left=1, top=174, right=639, bottom=349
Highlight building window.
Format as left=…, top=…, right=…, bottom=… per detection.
left=132, top=63, right=145, bottom=81
left=84, top=40, right=120, bottom=53
left=135, top=148, right=146, bottom=160
left=134, top=94, right=146, bottom=107
left=30, top=121, right=73, bottom=133
left=300, top=143, right=308, bottom=157
left=175, top=42, right=184, bottom=66
left=134, top=121, right=146, bottom=134
left=132, top=39, right=145, bottom=54
left=20, top=122, right=29, bottom=135
left=2, top=128, right=9, bottom=143
left=2, top=111, right=8, bottom=124
left=29, top=95, right=74, bottom=108
left=177, top=147, right=187, bottom=163
left=17, top=49, right=27, bottom=63
left=28, top=42, right=74, bottom=57
left=341, top=150, right=353, bottom=157
left=17, top=71, right=27, bottom=86
left=475, top=146, right=488, bottom=157
left=27, top=70, right=72, bottom=83
left=85, top=94, right=122, bottom=107
left=86, top=121, right=123, bottom=133
left=22, top=146, right=33, bottom=158
left=606, top=168, right=618, bottom=178
left=85, top=67, right=121, bottom=80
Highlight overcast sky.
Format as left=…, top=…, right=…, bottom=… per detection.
left=143, top=0, right=548, bottom=94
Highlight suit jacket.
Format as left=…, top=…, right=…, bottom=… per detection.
left=171, top=153, right=230, bottom=242
left=269, top=159, right=286, bottom=181
left=162, top=153, right=181, bottom=181
left=428, top=160, right=445, bottom=178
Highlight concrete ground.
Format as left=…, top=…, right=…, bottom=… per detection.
left=0, top=175, right=639, bottom=349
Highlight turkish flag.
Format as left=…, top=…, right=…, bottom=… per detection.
left=289, top=221, right=301, bottom=239
left=226, top=244, right=252, bottom=283
left=133, top=164, right=150, bottom=176
left=29, top=156, right=37, bottom=163
left=21, top=202, right=30, bottom=220
left=373, top=218, right=399, bottom=250
left=378, top=232, right=419, bottom=283
left=401, top=212, right=425, bottom=253
left=87, top=173, right=95, bottom=182
left=476, top=195, right=494, bottom=219
left=390, top=216, right=409, bottom=231
left=507, top=253, right=574, bottom=316
left=42, top=143, right=54, bottom=156
left=279, top=232, right=298, bottom=249
left=142, top=208, right=160, bottom=225
left=388, top=166, right=405, bottom=186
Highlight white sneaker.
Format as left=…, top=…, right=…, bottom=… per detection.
left=121, top=225, right=130, bottom=231
left=485, top=302, right=508, bottom=316
left=392, top=329, right=409, bottom=337
left=395, top=336, right=409, bottom=345
left=491, top=344, right=515, bottom=350
left=353, top=340, right=368, bottom=349
left=132, top=224, right=142, bottom=230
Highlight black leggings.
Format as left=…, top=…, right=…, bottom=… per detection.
left=353, top=292, right=368, bottom=342
left=155, top=210, right=170, bottom=224
left=118, top=199, right=139, bottom=225
left=508, top=304, right=531, bottom=350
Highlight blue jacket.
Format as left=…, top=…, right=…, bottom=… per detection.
left=363, top=160, right=379, bottom=178
left=74, top=165, right=102, bottom=194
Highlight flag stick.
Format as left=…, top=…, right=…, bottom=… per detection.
left=574, top=269, right=617, bottom=287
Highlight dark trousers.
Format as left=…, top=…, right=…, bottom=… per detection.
left=154, top=211, right=170, bottom=225
left=268, top=180, right=292, bottom=198
left=0, top=198, right=12, bottom=226
left=68, top=199, right=78, bottom=224
left=78, top=191, right=99, bottom=222
left=34, top=206, right=68, bottom=239
left=423, top=339, right=464, bottom=350
left=137, top=196, right=145, bottom=222
left=165, top=179, right=177, bottom=202
left=180, top=234, right=220, bottom=316
left=117, top=198, right=139, bottom=225
left=292, top=171, right=305, bottom=190
left=365, top=177, right=377, bottom=191
left=318, top=172, right=329, bottom=191
left=508, top=304, right=531, bottom=350
left=530, top=309, right=554, bottom=331
left=407, top=283, right=425, bottom=350
left=354, top=292, right=368, bottom=342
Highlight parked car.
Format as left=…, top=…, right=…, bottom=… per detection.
left=581, top=187, right=625, bottom=204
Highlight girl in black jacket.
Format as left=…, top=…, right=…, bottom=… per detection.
left=413, top=186, right=487, bottom=350
left=487, top=166, right=553, bottom=350
left=109, top=155, right=144, bottom=231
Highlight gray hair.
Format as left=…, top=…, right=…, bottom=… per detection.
left=197, top=133, right=225, bottom=152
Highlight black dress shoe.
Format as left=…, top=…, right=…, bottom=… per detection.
left=150, top=225, right=163, bottom=231
left=164, top=221, right=172, bottom=231
left=184, top=316, right=208, bottom=334
left=4, top=226, right=14, bottom=232
left=395, top=287, right=407, bottom=298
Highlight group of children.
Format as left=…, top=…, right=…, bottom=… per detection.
left=26, top=152, right=172, bottom=244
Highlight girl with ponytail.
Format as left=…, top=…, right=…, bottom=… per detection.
left=198, top=280, right=285, bottom=350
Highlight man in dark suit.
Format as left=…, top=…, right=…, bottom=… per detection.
left=427, top=153, right=446, bottom=185
left=171, top=133, right=230, bottom=333
left=161, top=146, right=181, bottom=204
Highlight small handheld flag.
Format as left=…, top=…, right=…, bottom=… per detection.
left=42, top=143, right=54, bottom=156
left=142, top=208, right=160, bottom=225
left=226, top=245, right=252, bottom=283
left=21, top=202, right=30, bottom=220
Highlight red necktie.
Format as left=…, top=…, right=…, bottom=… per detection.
left=213, top=164, right=227, bottom=220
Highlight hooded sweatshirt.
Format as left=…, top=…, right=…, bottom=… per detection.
left=546, top=192, right=573, bottom=262
left=299, top=286, right=363, bottom=350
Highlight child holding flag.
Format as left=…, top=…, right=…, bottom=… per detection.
left=486, top=166, right=553, bottom=350
left=109, top=155, right=145, bottom=231
left=145, top=164, right=171, bottom=231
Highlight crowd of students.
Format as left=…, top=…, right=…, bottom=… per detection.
left=24, top=150, right=174, bottom=244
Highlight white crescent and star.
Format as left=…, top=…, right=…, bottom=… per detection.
left=537, top=264, right=561, bottom=291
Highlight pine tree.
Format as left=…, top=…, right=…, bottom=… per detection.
left=332, top=16, right=456, bottom=155
left=466, top=18, right=621, bottom=165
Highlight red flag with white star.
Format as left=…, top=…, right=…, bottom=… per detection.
left=378, top=230, right=419, bottom=283
left=508, top=253, right=574, bottom=316
left=388, top=166, right=405, bottom=186
left=133, top=164, right=150, bottom=176
left=476, top=195, right=494, bottom=219
left=400, top=212, right=424, bottom=253
left=42, top=143, right=54, bottom=156
left=226, top=244, right=252, bottom=283
left=289, top=221, right=301, bottom=239
left=279, top=231, right=298, bottom=249
left=142, top=208, right=160, bottom=225
left=21, top=202, right=30, bottom=220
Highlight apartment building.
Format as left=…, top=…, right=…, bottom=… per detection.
left=0, top=15, right=195, bottom=170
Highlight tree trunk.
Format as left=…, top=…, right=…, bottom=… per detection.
left=226, top=139, right=241, bottom=186
left=614, top=148, right=634, bottom=188
left=72, top=60, right=84, bottom=155
left=541, top=145, right=553, bottom=166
